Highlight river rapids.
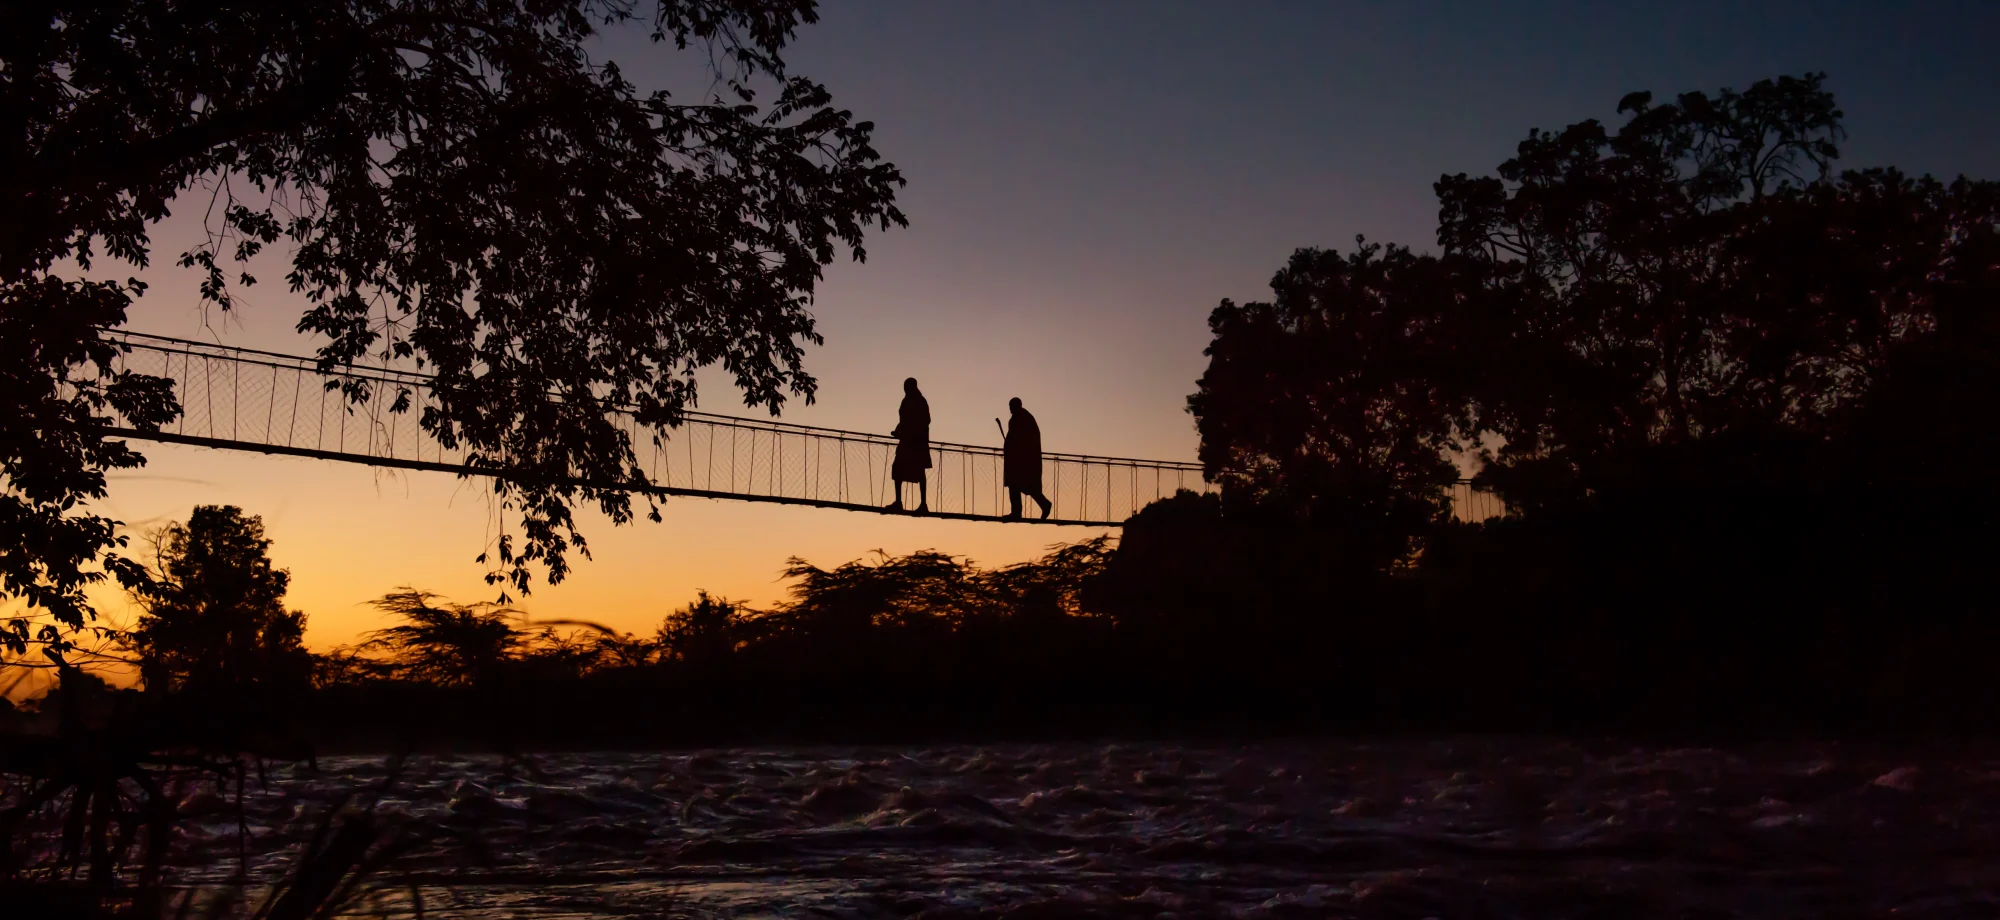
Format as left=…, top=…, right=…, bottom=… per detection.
left=136, top=740, right=2000, bottom=918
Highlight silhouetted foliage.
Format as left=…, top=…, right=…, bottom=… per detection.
left=0, top=304, right=177, bottom=655
left=768, top=549, right=986, bottom=637
left=289, top=540, right=1126, bottom=741
left=1193, top=73, right=2000, bottom=525
left=1435, top=74, right=1997, bottom=510
left=356, top=590, right=527, bottom=688
left=1136, top=74, right=2000, bottom=736
left=655, top=590, right=748, bottom=670
left=342, top=588, right=655, bottom=688
left=0, top=660, right=320, bottom=912
left=2, top=1, right=905, bottom=642
left=123, top=505, right=311, bottom=697
left=2, top=714, right=476, bottom=919
left=982, top=535, right=1113, bottom=622
left=149, top=505, right=2000, bottom=746
left=751, top=536, right=1114, bottom=654
left=1189, top=243, right=1473, bottom=562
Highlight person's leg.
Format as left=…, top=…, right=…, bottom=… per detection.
left=1034, top=490, right=1053, bottom=519
left=917, top=479, right=929, bottom=512
left=1007, top=488, right=1023, bottom=519
left=886, top=481, right=903, bottom=510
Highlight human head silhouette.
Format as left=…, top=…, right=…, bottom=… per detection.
left=904, top=377, right=918, bottom=394
left=1009, top=397, right=1023, bottom=413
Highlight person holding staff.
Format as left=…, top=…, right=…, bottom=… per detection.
left=999, top=397, right=1053, bottom=520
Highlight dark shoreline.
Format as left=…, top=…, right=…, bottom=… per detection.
left=288, top=681, right=2000, bottom=757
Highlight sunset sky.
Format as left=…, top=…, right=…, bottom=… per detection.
left=48, top=0, right=2000, bottom=652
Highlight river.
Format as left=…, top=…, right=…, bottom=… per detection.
left=157, top=739, right=1998, bottom=918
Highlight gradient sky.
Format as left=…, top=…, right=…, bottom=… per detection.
left=42, top=0, right=2000, bottom=654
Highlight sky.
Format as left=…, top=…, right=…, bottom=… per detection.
left=44, top=0, right=2000, bottom=654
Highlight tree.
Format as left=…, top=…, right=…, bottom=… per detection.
left=768, top=550, right=982, bottom=638
left=1187, top=242, right=1475, bottom=559
left=982, top=535, right=1113, bottom=622
left=358, top=589, right=526, bottom=686
left=1832, top=173, right=2000, bottom=492
left=1434, top=73, right=1996, bottom=509
left=2, top=1, right=906, bottom=644
left=1192, top=74, right=1999, bottom=529
left=755, top=540, right=1111, bottom=646
left=124, top=505, right=312, bottom=695
left=1, top=291, right=179, bottom=658
left=655, top=590, right=746, bottom=668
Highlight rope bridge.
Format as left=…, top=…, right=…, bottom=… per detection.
left=92, top=331, right=1503, bottom=526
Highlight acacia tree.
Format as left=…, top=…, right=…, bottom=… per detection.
left=358, top=589, right=526, bottom=686
left=124, top=505, right=312, bottom=695
left=2, top=0, right=905, bottom=650
left=760, top=539, right=1113, bottom=641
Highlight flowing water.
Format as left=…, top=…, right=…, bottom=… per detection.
left=151, top=740, right=1999, bottom=918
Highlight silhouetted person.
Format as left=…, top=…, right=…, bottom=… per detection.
left=889, top=377, right=930, bottom=512
left=1002, top=397, right=1053, bottom=520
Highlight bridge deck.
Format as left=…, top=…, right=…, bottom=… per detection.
left=93, top=330, right=1502, bottom=525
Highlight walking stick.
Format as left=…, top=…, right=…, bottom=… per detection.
left=995, top=418, right=1009, bottom=519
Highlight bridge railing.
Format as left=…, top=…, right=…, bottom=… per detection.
left=94, top=331, right=1227, bottom=525
left=91, top=330, right=1502, bottom=525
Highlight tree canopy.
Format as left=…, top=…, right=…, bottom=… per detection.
left=1188, top=242, right=1474, bottom=551
left=356, top=589, right=528, bottom=686
left=3, top=0, right=905, bottom=648
left=123, top=505, right=311, bottom=695
left=1191, top=74, right=2000, bottom=525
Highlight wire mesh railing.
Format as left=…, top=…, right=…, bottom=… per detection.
left=93, top=330, right=1225, bottom=525
left=89, top=330, right=1504, bottom=526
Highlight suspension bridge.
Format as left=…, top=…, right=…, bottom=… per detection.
left=93, top=330, right=1504, bottom=526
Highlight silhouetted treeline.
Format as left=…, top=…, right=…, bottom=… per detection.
left=1097, top=488, right=2000, bottom=737
left=228, top=498, right=1998, bottom=748
left=25, top=506, right=2000, bottom=750
left=1141, top=73, right=2000, bottom=736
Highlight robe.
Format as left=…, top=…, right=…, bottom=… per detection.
left=891, top=392, right=931, bottom=483
left=1004, top=407, right=1043, bottom=493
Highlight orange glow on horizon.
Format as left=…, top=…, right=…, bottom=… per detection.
left=81, top=441, right=1120, bottom=654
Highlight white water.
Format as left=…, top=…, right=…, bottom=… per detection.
left=146, top=740, right=2000, bottom=918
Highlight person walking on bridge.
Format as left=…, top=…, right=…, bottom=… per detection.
left=1002, top=397, right=1053, bottom=520
left=888, top=377, right=931, bottom=513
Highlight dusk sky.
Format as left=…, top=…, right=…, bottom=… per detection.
left=63, top=0, right=2000, bottom=650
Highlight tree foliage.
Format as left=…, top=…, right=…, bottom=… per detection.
left=1189, top=243, right=1474, bottom=555
left=2, top=0, right=906, bottom=637
left=338, top=587, right=654, bottom=684
left=357, top=589, right=527, bottom=686
left=760, top=536, right=1113, bottom=641
left=313, top=538, right=1115, bottom=688
left=123, top=505, right=312, bottom=695
left=654, top=589, right=747, bottom=667
left=0, top=290, right=179, bottom=656
left=1191, top=73, right=2000, bottom=524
